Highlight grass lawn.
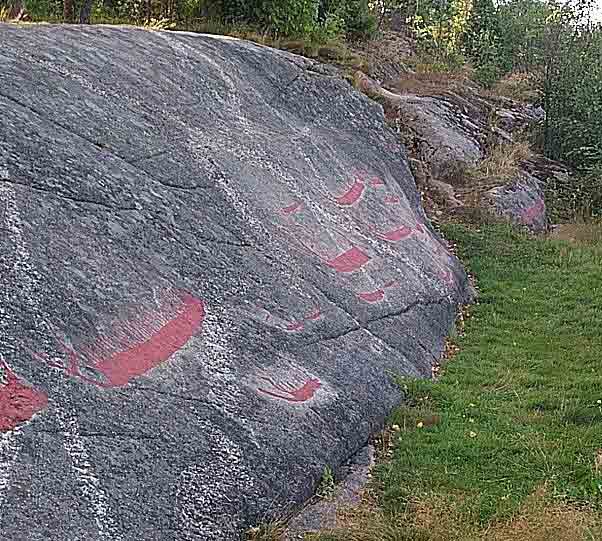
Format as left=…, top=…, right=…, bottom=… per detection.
left=312, top=224, right=602, bottom=541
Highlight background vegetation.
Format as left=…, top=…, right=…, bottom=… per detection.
left=2, top=0, right=601, bottom=189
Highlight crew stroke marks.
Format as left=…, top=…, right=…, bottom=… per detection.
left=0, top=360, right=48, bottom=433
left=33, top=290, right=205, bottom=388
left=356, top=280, right=399, bottom=303
left=257, top=376, right=322, bottom=403
left=246, top=305, right=324, bottom=334
left=268, top=171, right=457, bottom=341
left=1, top=290, right=205, bottom=432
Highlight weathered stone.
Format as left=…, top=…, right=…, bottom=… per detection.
left=486, top=172, right=548, bottom=232
left=395, top=94, right=485, bottom=177
left=522, top=154, right=572, bottom=188
left=495, top=102, right=545, bottom=134
left=352, top=72, right=555, bottom=229
left=0, top=24, right=470, bottom=540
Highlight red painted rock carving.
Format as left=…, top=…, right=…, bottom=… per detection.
left=289, top=228, right=372, bottom=274
left=286, top=320, right=305, bottom=332
left=384, top=195, right=401, bottom=205
left=326, top=246, right=371, bottom=273
left=413, top=223, right=429, bottom=237
left=257, top=376, right=321, bottom=403
left=280, top=201, right=304, bottom=216
left=255, top=304, right=324, bottom=332
left=335, top=180, right=366, bottom=206
left=357, top=289, right=386, bottom=303
left=377, top=225, right=414, bottom=242
left=0, top=359, right=48, bottom=432
left=356, top=280, right=398, bottom=303
left=521, top=199, right=545, bottom=224
left=357, top=214, right=416, bottom=244
left=278, top=189, right=374, bottom=275
left=304, top=307, right=322, bottom=321
left=333, top=173, right=385, bottom=206
left=34, top=291, right=204, bottom=388
left=438, top=270, right=455, bottom=287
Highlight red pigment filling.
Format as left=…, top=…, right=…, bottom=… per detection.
left=380, top=225, right=413, bottom=242
left=0, top=360, right=48, bottom=432
left=357, top=280, right=398, bottom=303
left=304, top=308, right=322, bottom=321
left=384, top=195, right=401, bottom=205
left=521, top=200, right=545, bottom=224
left=335, top=181, right=365, bottom=206
left=285, top=321, right=305, bottom=332
left=439, top=270, right=455, bottom=286
left=370, top=177, right=385, bottom=187
left=59, top=292, right=205, bottom=388
left=357, top=289, right=385, bottom=303
left=281, top=201, right=304, bottom=215
left=326, top=246, right=371, bottom=273
left=258, top=377, right=321, bottom=403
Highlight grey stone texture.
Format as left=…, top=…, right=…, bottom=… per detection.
left=0, top=24, right=470, bottom=540
left=486, top=172, right=548, bottom=232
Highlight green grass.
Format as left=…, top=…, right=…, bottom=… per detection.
left=312, top=223, right=602, bottom=540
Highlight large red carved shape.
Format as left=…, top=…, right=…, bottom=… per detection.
left=39, top=291, right=205, bottom=388
left=326, top=246, right=371, bottom=273
left=335, top=180, right=366, bottom=206
left=257, top=376, right=321, bottom=403
left=0, top=360, right=48, bottom=432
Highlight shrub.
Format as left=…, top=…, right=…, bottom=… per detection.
left=259, top=0, right=320, bottom=37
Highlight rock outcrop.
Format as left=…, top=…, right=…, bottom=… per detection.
left=353, top=71, right=556, bottom=232
left=0, top=25, right=470, bottom=540
left=485, top=171, right=547, bottom=231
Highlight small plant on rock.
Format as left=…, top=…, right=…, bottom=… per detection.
left=317, top=465, right=336, bottom=499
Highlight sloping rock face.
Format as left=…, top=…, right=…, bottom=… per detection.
left=0, top=25, right=469, bottom=540
left=392, top=89, right=544, bottom=177
left=395, top=93, right=486, bottom=177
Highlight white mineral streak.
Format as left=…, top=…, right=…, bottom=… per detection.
left=0, top=163, right=42, bottom=513
left=157, top=35, right=272, bottom=238
left=193, top=305, right=247, bottom=422
left=55, top=406, right=123, bottom=541
left=174, top=302, right=256, bottom=539
left=176, top=423, right=254, bottom=541
left=0, top=183, right=39, bottom=307
left=0, top=430, right=22, bottom=521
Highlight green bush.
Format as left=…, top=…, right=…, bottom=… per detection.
left=258, top=0, right=320, bottom=37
